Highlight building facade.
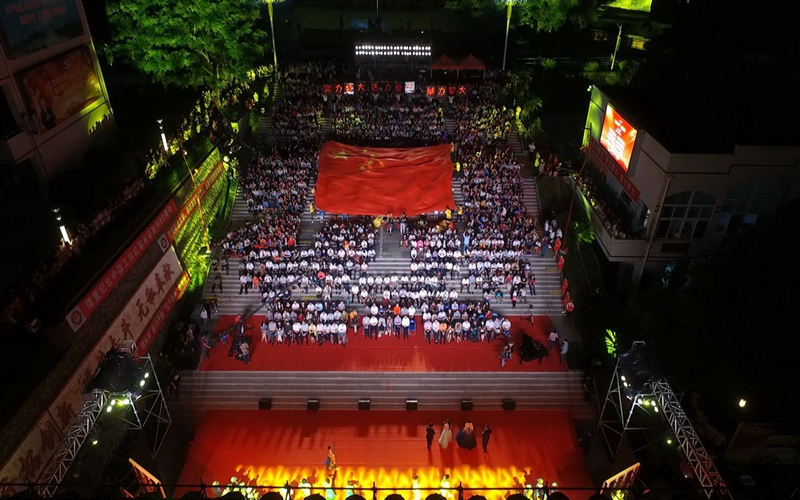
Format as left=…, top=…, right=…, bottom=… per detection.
left=580, top=85, right=800, bottom=288
left=0, top=0, right=114, bottom=197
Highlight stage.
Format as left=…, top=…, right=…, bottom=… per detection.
left=201, top=316, right=567, bottom=373
left=175, top=409, right=594, bottom=499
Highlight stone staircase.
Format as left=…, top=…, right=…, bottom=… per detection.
left=169, top=371, right=595, bottom=427
left=255, top=85, right=285, bottom=147
left=444, top=117, right=455, bottom=140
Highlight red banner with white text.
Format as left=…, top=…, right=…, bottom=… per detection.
left=67, top=199, right=178, bottom=332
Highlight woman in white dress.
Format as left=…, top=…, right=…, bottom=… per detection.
left=439, top=419, right=453, bottom=449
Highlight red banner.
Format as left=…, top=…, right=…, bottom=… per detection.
left=67, top=199, right=178, bottom=332
left=589, top=137, right=640, bottom=203
left=137, top=271, right=189, bottom=356
left=315, top=141, right=454, bottom=216
left=18, top=46, right=103, bottom=134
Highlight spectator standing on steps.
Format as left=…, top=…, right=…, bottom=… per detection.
left=560, top=339, right=569, bottom=364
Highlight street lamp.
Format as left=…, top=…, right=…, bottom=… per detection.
left=496, top=0, right=524, bottom=72
left=262, top=0, right=286, bottom=73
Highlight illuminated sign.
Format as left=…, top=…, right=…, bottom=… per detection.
left=0, top=0, right=84, bottom=58
left=18, top=46, right=104, bottom=134
left=404, top=81, right=415, bottom=94
left=355, top=44, right=431, bottom=57
left=344, top=83, right=354, bottom=95
left=600, top=105, right=637, bottom=171
left=589, top=137, right=640, bottom=203
left=607, top=0, right=652, bottom=12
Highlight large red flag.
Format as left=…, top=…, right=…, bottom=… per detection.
left=315, top=141, right=455, bottom=216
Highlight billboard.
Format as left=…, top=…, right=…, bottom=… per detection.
left=600, top=105, right=638, bottom=171
left=0, top=0, right=84, bottom=59
left=18, top=45, right=103, bottom=134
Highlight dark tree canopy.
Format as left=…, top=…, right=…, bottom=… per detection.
left=623, top=199, right=800, bottom=423
left=444, top=0, right=606, bottom=31
left=106, top=0, right=267, bottom=89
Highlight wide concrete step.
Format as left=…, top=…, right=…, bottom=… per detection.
left=169, top=371, right=595, bottom=424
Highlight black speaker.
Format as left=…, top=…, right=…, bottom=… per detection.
left=502, top=399, right=516, bottom=411
left=258, top=398, right=272, bottom=410
left=406, top=399, right=418, bottom=411
left=358, top=399, right=370, bottom=410
left=461, top=399, right=473, bottom=411
left=307, top=399, right=320, bottom=411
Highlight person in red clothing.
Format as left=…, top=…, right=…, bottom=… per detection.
left=565, top=300, right=575, bottom=317
left=562, top=291, right=571, bottom=308
left=557, top=255, right=565, bottom=274
left=561, top=278, right=569, bottom=296
left=553, top=237, right=562, bottom=256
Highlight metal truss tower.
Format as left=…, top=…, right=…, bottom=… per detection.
left=598, top=341, right=732, bottom=499
left=38, top=340, right=171, bottom=497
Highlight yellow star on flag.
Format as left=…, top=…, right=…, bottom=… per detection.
left=367, top=159, right=375, bottom=166
left=359, top=165, right=367, bottom=171
left=332, top=150, right=349, bottom=159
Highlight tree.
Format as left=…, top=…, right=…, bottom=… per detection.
left=106, top=0, right=267, bottom=89
left=445, top=0, right=606, bottom=31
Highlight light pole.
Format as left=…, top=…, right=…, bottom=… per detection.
left=610, top=23, right=623, bottom=70
left=496, top=0, right=524, bottom=72
left=264, top=0, right=286, bottom=73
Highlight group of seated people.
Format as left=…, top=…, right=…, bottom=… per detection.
left=574, top=172, right=641, bottom=239
left=205, top=66, right=573, bottom=364
left=243, top=144, right=316, bottom=215
left=330, top=94, right=447, bottom=146
left=453, top=99, right=512, bottom=146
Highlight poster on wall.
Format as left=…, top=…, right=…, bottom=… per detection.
left=600, top=104, right=638, bottom=171
left=0, top=0, right=85, bottom=59
left=18, top=45, right=103, bottom=134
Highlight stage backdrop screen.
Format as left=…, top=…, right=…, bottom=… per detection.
left=600, top=104, right=638, bottom=171
left=18, top=45, right=103, bottom=134
left=0, top=0, right=85, bottom=59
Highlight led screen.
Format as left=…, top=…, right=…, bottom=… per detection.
left=600, top=105, right=637, bottom=171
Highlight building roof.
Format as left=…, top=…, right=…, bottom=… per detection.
left=600, top=83, right=800, bottom=154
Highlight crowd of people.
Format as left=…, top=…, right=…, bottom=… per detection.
left=203, top=62, right=573, bottom=367
left=574, top=172, right=641, bottom=239
left=331, top=95, right=447, bottom=146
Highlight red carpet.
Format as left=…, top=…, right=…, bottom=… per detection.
left=176, top=410, right=593, bottom=499
left=201, top=316, right=567, bottom=372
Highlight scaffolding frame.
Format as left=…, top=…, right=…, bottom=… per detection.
left=598, top=341, right=732, bottom=499
left=38, top=340, right=171, bottom=498
left=38, top=390, right=108, bottom=497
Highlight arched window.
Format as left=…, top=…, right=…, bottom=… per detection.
left=656, top=191, right=716, bottom=239
left=714, top=183, right=781, bottom=234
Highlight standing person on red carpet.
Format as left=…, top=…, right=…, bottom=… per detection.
left=560, top=339, right=570, bottom=364
left=325, top=446, right=338, bottom=475
left=426, top=423, right=436, bottom=449
left=482, top=424, right=493, bottom=453
left=547, top=329, right=559, bottom=361
left=439, top=420, right=453, bottom=449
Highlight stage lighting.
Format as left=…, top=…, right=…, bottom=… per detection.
left=666, top=438, right=673, bottom=444
left=106, top=405, right=113, bottom=413
left=140, top=379, right=146, bottom=387
left=461, top=399, right=473, bottom=411
left=739, top=398, right=747, bottom=408
left=144, top=372, right=150, bottom=379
